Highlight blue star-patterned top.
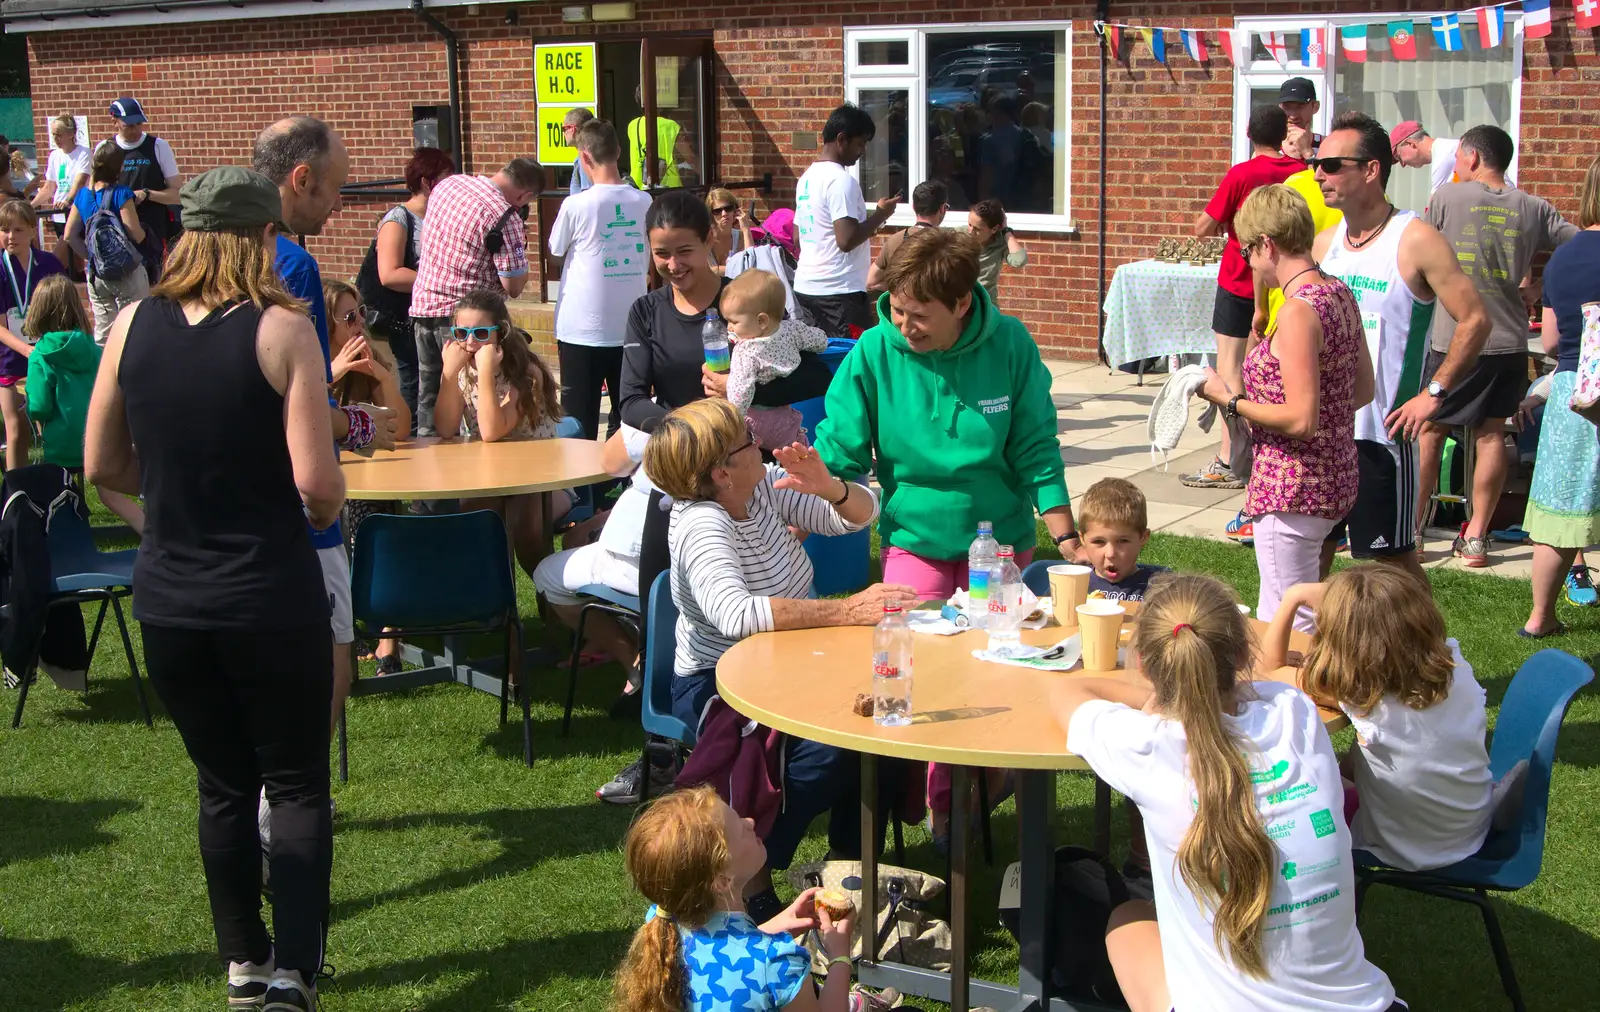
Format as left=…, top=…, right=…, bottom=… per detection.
left=653, top=906, right=811, bottom=1011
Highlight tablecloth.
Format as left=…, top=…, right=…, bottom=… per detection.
left=1101, top=259, right=1221, bottom=368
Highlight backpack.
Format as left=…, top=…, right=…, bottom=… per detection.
left=83, top=189, right=143, bottom=281
left=355, top=208, right=416, bottom=334
left=998, top=847, right=1129, bottom=1008
left=1569, top=301, right=1600, bottom=427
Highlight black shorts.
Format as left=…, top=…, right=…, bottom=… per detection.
left=1211, top=286, right=1254, bottom=340
left=1422, top=349, right=1528, bottom=428
left=1328, top=439, right=1418, bottom=558
left=794, top=290, right=875, bottom=337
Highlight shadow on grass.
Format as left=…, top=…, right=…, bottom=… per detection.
left=332, top=803, right=637, bottom=921
left=0, top=795, right=141, bottom=869
left=0, top=936, right=213, bottom=1012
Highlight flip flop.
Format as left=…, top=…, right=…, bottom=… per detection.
left=1517, top=622, right=1568, bottom=639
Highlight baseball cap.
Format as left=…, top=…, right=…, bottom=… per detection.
left=179, top=167, right=283, bottom=233
left=109, top=98, right=147, bottom=125
left=1278, top=78, right=1317, bottom=104
left=1388, top=120, right=1424, bottom=154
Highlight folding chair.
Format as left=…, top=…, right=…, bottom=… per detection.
left=560, top=583, right=640, bottom=734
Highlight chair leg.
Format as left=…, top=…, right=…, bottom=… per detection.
left=1471, top=889, right=1526, bottom=1012
left=509, top=619, right=531, bottom=767
left=892, top=816, right=905, bottom=866
left=338, top=703, right=349, bottom=784
left=111, top=596, right=152, bottom=728
left=563, top=605, right=591, bottom=736
left=978, top=770, right=994, bottom=867
left=636, top=738, right=653, bottom=810
left=498, top=629, right=511, bottom=728
left=86, top=598, right=110, bottom=676
left=11, top=667, right=32, bottom=729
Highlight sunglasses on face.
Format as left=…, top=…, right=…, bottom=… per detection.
left=712, top=205, right=738, bottom=216
left=1311, top=156, right=1372, bottom=175
left=338, top=306, right=368, bottom=326
left=451, top=324, right=500, bottom=343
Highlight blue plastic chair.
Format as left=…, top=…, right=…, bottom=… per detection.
left=560, top=583, right=641, bottom=734
left=1020, top=559, right=1054, bottom=598
left=340, top=510, right=526, bottom=779
left=638, top=571, right=693, bottom=789
left=1354, top=649, right=1594, bottom=1012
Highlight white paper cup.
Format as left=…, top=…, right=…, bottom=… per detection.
left=1076, top=600, right=1127, bottom=671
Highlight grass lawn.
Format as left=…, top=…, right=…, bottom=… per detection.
left=3, top=519, right=1600, bottom=1011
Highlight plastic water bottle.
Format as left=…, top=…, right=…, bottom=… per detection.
left=967, top=521, right=999, bottom=629
left=872, top=604, right=913, bottom=727
left=701, top=308, right=730, bottom=373
left=986, top=545, right=1024, bottom=655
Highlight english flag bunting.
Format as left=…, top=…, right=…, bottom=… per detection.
left=1477, top=6, right=1506, bottom=48
left=1576, top=0, right=1600, bottom=31
left=1524, top=0, right=1552, bottom=39
left=1387, top=20, right=1418, bottom=60
left=1300, top=27, right=1327, bottom=68
left=1431, top=13, right=1464, bottom=51
left=1340, top=24, right=1368, bottom=62
left=1219, top=29, right=1246, bottom=65
left=1264, top=31, right=1289, bottom=67
left=1182, top=29, right=1208, bottom=62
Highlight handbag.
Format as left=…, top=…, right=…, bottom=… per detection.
left=356, top=208, right=416, bottom=335
left=786, top=860, right=952, bottom=974
left=1569, top=301, right=1600, bottom=427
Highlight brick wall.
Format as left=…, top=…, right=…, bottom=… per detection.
left=24, top=1, right=1600, bottom=359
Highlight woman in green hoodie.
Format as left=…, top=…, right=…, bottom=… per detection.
left=24, top=274, right=144, bottom=531
left=813, top=226, right=1081, bottom=598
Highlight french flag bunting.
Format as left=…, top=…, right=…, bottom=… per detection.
left=1300, top=27, right=1328, bottom=68
left=1182, top=29, right=1209, bottom=62
left=1477, top=6, right=1506, bottom=47
left=1431, top=13, right=1464, bottom=51
left=1264, top=31, right=1289, bottom=67
left=1219, top=28, right=1246, bottom=65
left=1524, top=0, right=1552, bottom=39
left=1576, top=0, right=1600, bottom=31
left=1340, top=24, right=1369, bottom=62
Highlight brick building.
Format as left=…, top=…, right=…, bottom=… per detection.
left=4, top=0, right=1596, bottom=359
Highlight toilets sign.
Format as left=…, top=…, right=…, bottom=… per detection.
left=535, top=43, right=597, bottom=105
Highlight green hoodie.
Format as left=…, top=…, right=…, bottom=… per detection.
left=25, top=329, right=101, bottom=469
left=813, top=285, right=1069, bottom=561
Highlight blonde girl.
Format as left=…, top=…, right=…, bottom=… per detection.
left=612, top=785, right=856, bottom=1012
left=322, top=277, right=411, bottom=437
left=433, top=288, right=569, bottom=576
left=1265, top=565, right=1492, bottom=873
left=1052, top=572, right=1401, bottom=1012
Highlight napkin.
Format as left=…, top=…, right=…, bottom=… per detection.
left=972, top=633, right=1083, bottom=671
left=947, top=587, right=1052, bottom=629
left=907, top=610, right=967, bottom=636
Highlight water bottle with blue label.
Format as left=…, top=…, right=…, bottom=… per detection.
left=967, top=521, right=998, bottom=629
left=701, top=307, right=730, bottom=373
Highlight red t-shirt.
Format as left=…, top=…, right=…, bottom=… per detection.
left=1204, top=155, right=1305, bottom=298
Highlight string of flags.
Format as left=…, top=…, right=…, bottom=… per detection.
left=1094, top=0, right=1593, bottom=66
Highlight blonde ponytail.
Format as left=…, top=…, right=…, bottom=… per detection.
left=1132, top=573, right=1275, bottom=978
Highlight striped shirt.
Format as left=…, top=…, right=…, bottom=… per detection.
left=668, top=466, right=877, bottom=677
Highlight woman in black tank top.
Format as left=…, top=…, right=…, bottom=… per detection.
left=84, top=167, right=345, bottom=1012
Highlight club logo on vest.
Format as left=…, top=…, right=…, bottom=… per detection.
left=978, top=395, right=1011, bottom=416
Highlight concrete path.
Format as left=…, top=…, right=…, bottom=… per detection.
left=1046, top=359, right=1536, bottom=580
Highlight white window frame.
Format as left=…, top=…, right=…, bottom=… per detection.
left=1231, top=12, right=1524, bottom=184
left=843, top=21, right=1076, bottom=233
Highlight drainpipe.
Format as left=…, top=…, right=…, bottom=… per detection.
left=1095, top=0, right=1110, bottom=366
left=411, top=0, right=464, bottom=173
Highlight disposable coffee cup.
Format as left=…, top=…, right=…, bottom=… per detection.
left=1048, top=564, right=1093, bottom=623
left=1077, top=600, right=1127, bottom=672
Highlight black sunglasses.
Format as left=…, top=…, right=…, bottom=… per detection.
left=338, top=305, right=368, bottom=326
left=711, top=204, right=738, bottom=215
left=728, top=420, right=758, bottom=457
left=1310, top=156, right=1373, bottom=174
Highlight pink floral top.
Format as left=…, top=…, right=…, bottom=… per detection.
left=1243, top=280, right=1362, bottom=520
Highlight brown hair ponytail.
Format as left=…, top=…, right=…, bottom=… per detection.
left=611, top=786, right=731, bottom=1012
left=1131, top=573, right=1275, bottom=978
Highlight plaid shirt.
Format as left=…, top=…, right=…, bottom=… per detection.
left=410, top=174, right=529, bottom=319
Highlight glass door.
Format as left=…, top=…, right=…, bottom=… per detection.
left=638, top=37, right=713, bottom=190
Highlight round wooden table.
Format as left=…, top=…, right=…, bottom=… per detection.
left=717, top=613, right=1332, bottom=1012
left=339, top=436, right=610, bottom=500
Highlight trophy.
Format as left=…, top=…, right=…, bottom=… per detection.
left=1156, top=238, right=1179, bottom=262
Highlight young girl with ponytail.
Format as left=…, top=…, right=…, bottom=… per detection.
left=1051, top=572, right=1403, bottom=1012
left=612, top=785, right=868, bottom=1012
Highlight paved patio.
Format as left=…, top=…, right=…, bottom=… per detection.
left=1045, top=358, right=1537, bottom=580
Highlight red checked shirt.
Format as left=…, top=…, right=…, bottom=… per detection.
left=410, top=174, right=529, bottom=319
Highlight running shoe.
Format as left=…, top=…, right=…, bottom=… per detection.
left=1224, top=510, right=1254, bottom=545
left=228, top=953, right=274, bottom=1009
left=1178, top=457, right=1245, bottom=489
left=261, top=971, right=316, bottom=1012
left=1335, top=533, right=1350, bottom=554
left=595, top=753, right=677, bottom=805
left=1565, top=566, right=1599, bottom=607
left=1452, top=524, right=1488, bottom=568
left=849, top=983, right=905, bottom=1010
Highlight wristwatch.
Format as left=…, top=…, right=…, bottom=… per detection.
left=1054, top=531, right=1081, bottom=548
left=1225, top=394, right=1243, bottom=420
left=1427, top=380, right=1446, bottom=398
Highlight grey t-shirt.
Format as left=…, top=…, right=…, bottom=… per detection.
left=379, top=204, right=424, bottom=264
left=1427, top=181, right=1578, bottom=355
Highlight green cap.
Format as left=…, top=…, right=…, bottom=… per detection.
left=179, top=166, right=283, bottom=232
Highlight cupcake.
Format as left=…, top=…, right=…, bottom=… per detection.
left=815, top=887, right=853, bottom=921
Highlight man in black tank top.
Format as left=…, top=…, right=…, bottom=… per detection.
left=110, top=98, right=182, bottom=284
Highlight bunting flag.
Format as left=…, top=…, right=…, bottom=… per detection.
left=1576, top=0, right=1600, bottom=31
left=1477, top=6, right=1506, bottom=47
left=1182, top=29, right=1208, bottom=62
left=1341, top=24, right=1369, bottom=62
left=1139, top=27, right=1167, bottom=64
left=1105, top=24, right=1123, bottom=58
left=1431, top=13, right=1464, bottom=51
left=1219, top=28, right=1245, bottom=65
left=1264, top=31, right=1289, bottom=67
left=1387, top=20, right=1418, bottom=60
left=1300, top=27, right=1328, bottom=68
left=1523, top=0, right=1552, bottom=38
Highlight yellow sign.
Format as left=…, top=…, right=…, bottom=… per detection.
left=655, top=59, right=679, bottom=110
left=534, top=43, right=597, bottom=105
left=537, top=104, right=595, bottom=165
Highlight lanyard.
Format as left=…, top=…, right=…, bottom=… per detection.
left=4, top=253, right=31, bottom=314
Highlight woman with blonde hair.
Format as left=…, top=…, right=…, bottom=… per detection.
left=1199, top=183, right=1376, bottom=631
left=1052, top=572, right=1402, bottom=1012
left=644, top=396, right=915, bottom=922
left=84, top=166, right=345, bottom=1012
left=706, top=186, right=744, bottom=271
left=33, top=113, right=91, bottom=275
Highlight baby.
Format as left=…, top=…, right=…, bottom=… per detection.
left=719, top=268, right=828, bottom=451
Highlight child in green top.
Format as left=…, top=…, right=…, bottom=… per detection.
left=23, top=274, right=144, bottom=532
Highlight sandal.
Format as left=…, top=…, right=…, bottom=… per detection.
left=376, top=653, right=402, bottom=674
left=1517, top=621, right=1568, bottom=640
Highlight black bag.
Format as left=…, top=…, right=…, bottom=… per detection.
left=998, top=846, right=1129, bottom=1008
left=356, top=207, right=416, bottom=334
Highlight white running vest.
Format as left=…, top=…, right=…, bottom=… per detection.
left=1321, top=211, right=1436, bottom=445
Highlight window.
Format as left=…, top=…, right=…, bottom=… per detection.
left=845, top=23, right=1074, bottom=231
left=1233, top=15, right=1522, bottom=216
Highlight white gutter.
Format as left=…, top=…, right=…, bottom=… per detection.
left=3, top=0, right=487, bottom=33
